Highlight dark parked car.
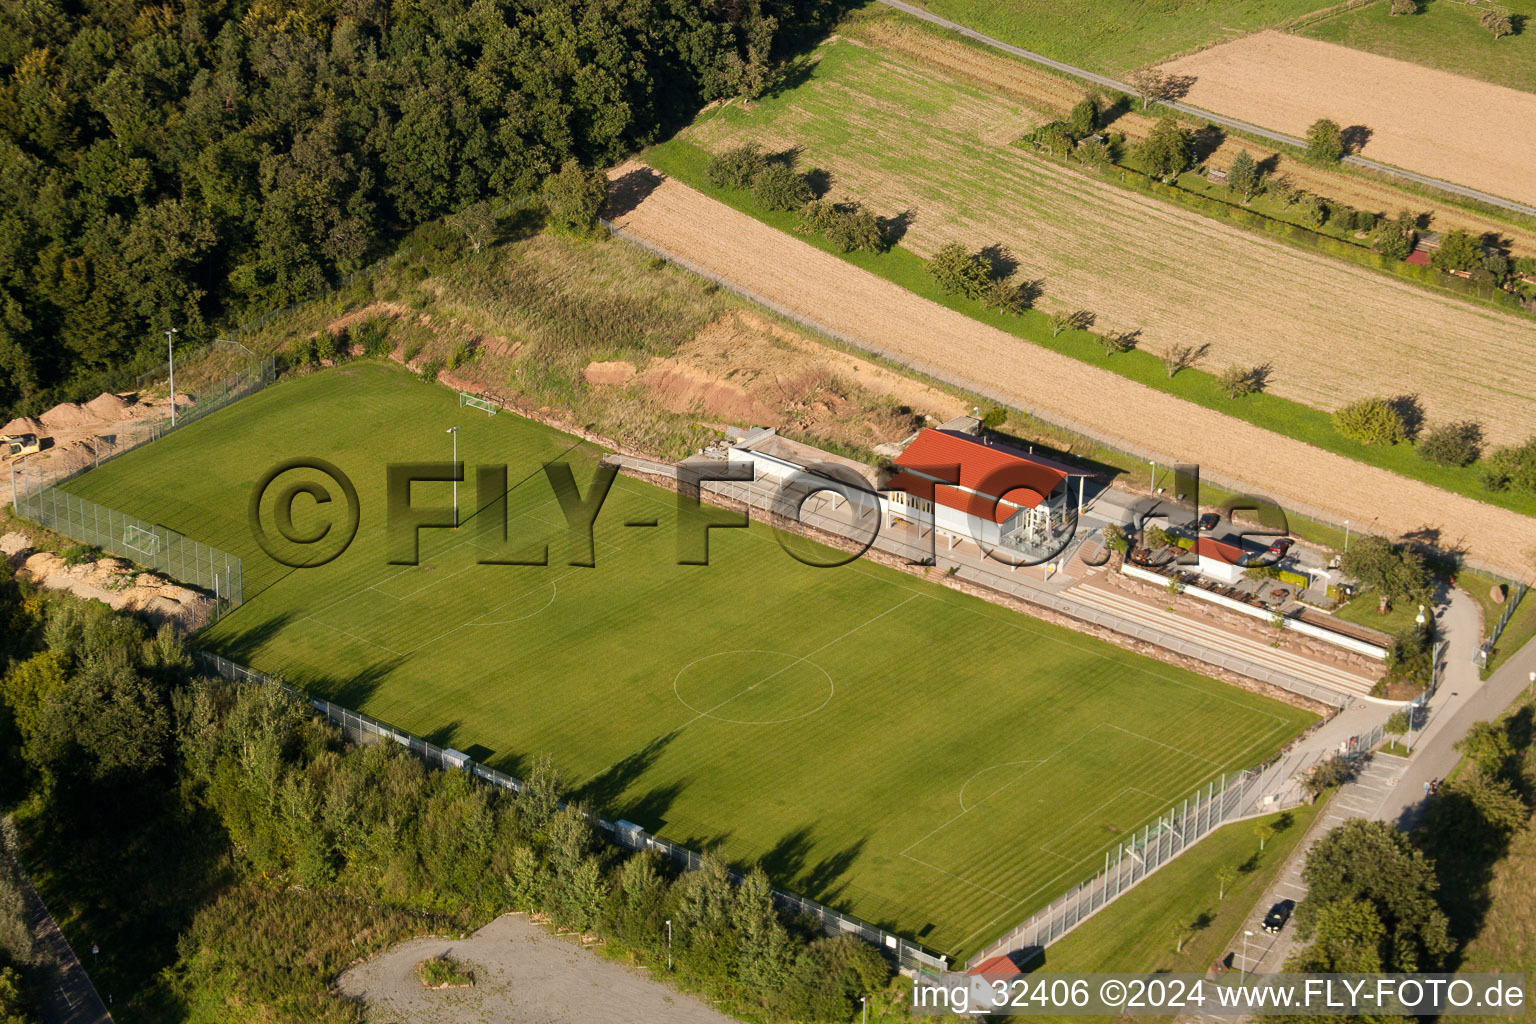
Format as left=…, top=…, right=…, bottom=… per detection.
left=1197, top=512, right=1220, bottom=531
left=1263, top=899, right=1295, bottom=934
left=1268, top=538, right=1295, bottom=557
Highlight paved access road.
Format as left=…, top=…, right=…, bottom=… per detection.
left=874, top=0, right=1536, bottom=219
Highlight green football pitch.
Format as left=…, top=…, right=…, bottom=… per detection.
left=59, top=362, right=1314, bottom=957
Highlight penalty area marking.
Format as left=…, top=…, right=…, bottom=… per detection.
left=467, top=581, right=559, bottom=625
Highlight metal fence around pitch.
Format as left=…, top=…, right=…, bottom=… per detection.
left=13, top=355, right=275, bottom=503
left=964, top=712, right=1398, bottom=970
left=191, top=651, right=951, bottom=974
left=15, top=486, right=243, bottom=610
left=1479, top=582, right=1529, bottom=665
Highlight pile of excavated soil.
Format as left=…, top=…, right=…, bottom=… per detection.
left=1, top=416, right=43, bottom=436
left=39, top=403, right=92, bottom=429
left=10, top=538, right=211, bottom=629
left=83, top=392, right=132, bottom=420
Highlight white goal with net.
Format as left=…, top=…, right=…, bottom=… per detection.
left=459, top=392, right=497, bottom=416
left=122, top=524, right=160, bottom=558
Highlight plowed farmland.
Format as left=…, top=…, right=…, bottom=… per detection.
left=671, top=35, right=1536, bottom=444
left=861, top=17, right=1536, bottom=256
left=606, top=163, right=1536, bottom=578
left=1160, top=31, right=1536, bottom=208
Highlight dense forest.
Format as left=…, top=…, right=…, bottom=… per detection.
left=0, top=0, right=847, bottom=421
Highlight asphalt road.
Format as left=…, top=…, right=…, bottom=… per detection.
left=874, top=0, right=1536, bottom=219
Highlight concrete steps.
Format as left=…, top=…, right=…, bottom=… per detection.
left=1070, top=582, right=1378, bottom=697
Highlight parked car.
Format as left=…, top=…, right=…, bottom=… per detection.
left=1197, top=512, right=1220, bottom=531
left=1263, top=899, right=1295, bottom=934
left=1268, top=538, right=1294, bottom=557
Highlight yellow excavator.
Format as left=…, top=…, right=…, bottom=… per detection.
left=1, top=433, right=41, bottom=458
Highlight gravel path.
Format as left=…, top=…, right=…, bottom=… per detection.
left=336, top=914, right=740, bottom=1024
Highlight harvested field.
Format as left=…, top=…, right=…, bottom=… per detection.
left=1160, top=31, right=1536, bottom=208
left=606, top=162, right=1536, bottom=579
left=672, top=36, right=1536, bottom=444
left=861, top=17, right=1536, bottom=255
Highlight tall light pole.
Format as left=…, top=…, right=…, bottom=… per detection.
left=165, top=327, right=179, bottom=426
left=861, top=995, right=868, bottom=1022
left=446, top=426, right=459, bottom=526
left=1343, top=519, right=1350, bottom=552
left=665, top=919, right=672, bottom=971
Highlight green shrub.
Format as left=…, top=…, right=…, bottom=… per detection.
left=418, top=954, right=473, bottom=988
left=1483, top=436, right=1536, bottom=492
left=313, top=331, right=338, bottom=364
left=1068, top=97, right=1098, bottom=136
left=289, top=335, right=315, bottom=370
left=419, top=357, right=444, bottom=383
left=801, top=200, right=886, bottom=253
left=542, top=158, right=608, bottom=236
left=1305, top=118, right=1344, bottom=163
left=1218, top=363, right=1266, bottom=399
left=1333, top=396, right=1407, bottom=446
left=750, top=164, right=811, bottom=211
left=1431, top=229, right=1481, bottom=273
left=1417, top=420, right=1483, bottom=467
left=353, top=316, right=393, bottom=358
left=706, top=144, right=767, bottom=190
left=61, top=543, right=96, bottom=567
left=447, top=340, right=475, bottom=370
left=927, top=242, right=991, bottom=299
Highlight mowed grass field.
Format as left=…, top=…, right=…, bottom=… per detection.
left=60, top=362, right=1313, bottom=957
left=902, top=0, right=1326, bottom=73
left=1303, top=0, right=1536, bottom=95
left=665, top=32, right=1536, bottom=445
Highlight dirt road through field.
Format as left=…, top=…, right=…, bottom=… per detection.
left=606, top=163, right=1536, bottom=580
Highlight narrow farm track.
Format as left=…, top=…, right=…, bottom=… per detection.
left=877, top=0, right=1536, bottom=217
left=606, top=164, right=1536, bottom=580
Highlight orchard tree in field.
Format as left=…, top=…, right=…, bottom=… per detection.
left=1217, top=864, right=1237, bottom=900
left=1226, top=148, right=1262, bottom=201
left=1480, top=9, right=1514, bottom=37
left=1305, top=118, right=1346, bottom=163
left=1069, top=96, right=1099, bottom=136
left=1050, top=309, right=1094, bottom=336
left=1373, top=210, right=1419, bottom=260
left=542, top=159, right=609, bottom=236
left=1139, top=117, right=1192, bottom=179
left=750, top=165, right=810, bottom=211
left=1340, top=534, right=1430, bottom=612
left=1431, top=229, right=1482, bottom=273
left=927, top=242, right=991, bottom=299
left=1332, top=396, right=1408, bottom=445
left=1127, top=68, right=1170, bottom=109
left=1417, top=420, right=1483, bottom=467
left=1218, top=363, right=1268, bottom=398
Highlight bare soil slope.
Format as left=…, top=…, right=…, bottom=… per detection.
left=1161, top=31, right=1536, bottom=208
left=607, top=163, right=1536, bottom=579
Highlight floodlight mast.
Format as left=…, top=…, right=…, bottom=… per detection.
left=166, top=327, right=179, bottom=426
left=447, top=426, right=459, bottom=526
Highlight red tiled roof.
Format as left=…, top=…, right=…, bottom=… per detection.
left=1193, top=536, right=1246, bottom=565
left=1405, top=249, right=1432, bottom=267
left=967, top=953, right=1024, bottom=976
left=884, top=471, right=1027, bottom=522
left=894, top=430, right=1067, bottom=508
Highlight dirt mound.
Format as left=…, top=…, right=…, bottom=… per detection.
left=640, top=364, right=779, bottom=425
left=1, top=416, right=43, bottom=436
left=39, top=402, right=91, bottom=429
left=84, top=392, right=132, bottom=420
left=583, top=360, right=637, bottom=386
left=16, top=549, right=211, bottom=629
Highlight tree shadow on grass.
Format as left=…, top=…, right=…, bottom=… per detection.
left=574, top=730, right=683, bottom=811
left=604, top=167, right=664, bottom=219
